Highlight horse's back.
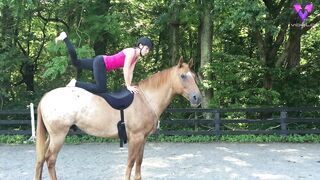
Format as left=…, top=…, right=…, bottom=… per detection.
left=40, top=87, right=96, bottom=108
left=38, top=86, right=155, bottom=137
left=41, top=87, right=94, bottom=103
left=39, top=87, right=122, bottom=137
left=39, top=87, right=105, bottom=124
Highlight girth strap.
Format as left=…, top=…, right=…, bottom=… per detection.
left=98, top=88, right=133, bottom=148
left=117, top=109, right=127, bottom=147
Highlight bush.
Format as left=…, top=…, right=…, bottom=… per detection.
left=1, top=134, right=320, bottom=144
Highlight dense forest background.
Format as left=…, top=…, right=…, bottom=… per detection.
left=0, top=0, right=319, bottom=110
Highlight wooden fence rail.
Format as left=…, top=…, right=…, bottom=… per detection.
left=0, top=107, right=320, bottom=136
left=159, top=107, right=320, bottom=136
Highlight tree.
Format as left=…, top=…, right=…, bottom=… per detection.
left=0, top=2, right=16, bottom=108
left=0, top=0, right=319, bottom=109
left=198, top=0, right=213, bottom=108
left=252, top=1, right=320, bottom=89
left=209, top=0, right=320, bottom=107
left=168, top=0, right=181, bottom=65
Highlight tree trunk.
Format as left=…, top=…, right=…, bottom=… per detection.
left=169, top=0, right=180, bottom=65
left=21, top=62, right=35, bottom=91
left=199, top=0, right=213, bottom=108
left=263, top=45, right=277, bottom=90
left=279, top=21, right=302, bottom=69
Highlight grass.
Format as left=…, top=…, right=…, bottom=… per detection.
left=1, top=134, right=320, bottom=144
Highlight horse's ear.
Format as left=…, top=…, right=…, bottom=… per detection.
left=178, top=56, right=183, bottom=68
left=188, top=58, right=194, bottom=69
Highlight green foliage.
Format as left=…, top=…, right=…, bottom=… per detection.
left=42, top=42, right=95, bottom=80
left=212, top=0, right=320, bottom=109
left=150, top=134, right=320, bottom=143
left=42, top=56, right=68, bottom=80
left=0, top=135, right=29, bottom=144
left=279, top=25, right=320, bottom=106
left=202, top=52, right=281, bottom=108
left=0, top=0, right=319, bottom=110
left=1, top=134, right=320, bottom=144
left=41, top=42, right=68, bottom=80
left=65, top=135, right=116, bottom=144
left=0, top=50, right=18, bottom=96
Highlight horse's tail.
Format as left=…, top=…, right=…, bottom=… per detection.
left=34, top=102, right=48, bottom=180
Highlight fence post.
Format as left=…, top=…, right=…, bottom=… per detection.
left=28, top=103, right=36, bottom=142
left=280, top=111, right=287, bottom=136
left=214, top=111, right=220, bottom=136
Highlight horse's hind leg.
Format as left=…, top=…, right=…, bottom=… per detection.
left=34, top=138, right=50, bottom=180
left=45, top=131, right=68, bottom=180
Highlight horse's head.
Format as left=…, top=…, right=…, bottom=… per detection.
left=172, top=57, right=202, bottom=107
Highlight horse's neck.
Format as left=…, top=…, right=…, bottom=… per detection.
left=142, top=83, right=174, bottom=117
left=139, top=68, right=176, bottom=118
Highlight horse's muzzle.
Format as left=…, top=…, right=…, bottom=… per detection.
left=188, top=92, right=202, bottom=107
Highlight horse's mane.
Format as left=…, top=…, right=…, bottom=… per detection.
left=138, top=66, right=175, bottom=90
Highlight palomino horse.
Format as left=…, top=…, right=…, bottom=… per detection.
left=34, top=57, right=201, bottom=180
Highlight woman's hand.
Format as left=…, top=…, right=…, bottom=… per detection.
left=127, top=85, right=139, bottom=94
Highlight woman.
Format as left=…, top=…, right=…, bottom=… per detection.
left=55, top=32, right=153, bottom=94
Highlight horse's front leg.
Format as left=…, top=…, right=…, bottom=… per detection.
left=134, top=139, right=146, bottom=180
left=125, top=134, right=145, bottom=180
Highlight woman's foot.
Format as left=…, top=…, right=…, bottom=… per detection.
left=55, top=32, right=67, bottom=43
left=66, top=78, right=76, bottom=87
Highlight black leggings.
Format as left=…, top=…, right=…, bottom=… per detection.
left=64, top=38, right=107, bottom=93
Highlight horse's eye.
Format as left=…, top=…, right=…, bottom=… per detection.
left=180, top=74, right=187, bottom=80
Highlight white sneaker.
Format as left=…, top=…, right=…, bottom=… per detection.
left=66, top=78, right=76, bottom=87
left=55, top=32, right=67, bottom=43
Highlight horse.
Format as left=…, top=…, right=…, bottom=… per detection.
left=34, top=57, right=202, bottom=180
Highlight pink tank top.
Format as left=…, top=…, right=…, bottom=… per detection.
left=103, top=51, right=136, bottom=71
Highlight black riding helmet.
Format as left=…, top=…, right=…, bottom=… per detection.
left=136, top=37, right=153, bottom=50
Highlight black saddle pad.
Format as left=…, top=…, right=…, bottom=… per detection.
left=97, top=88, right=134, bottom=110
